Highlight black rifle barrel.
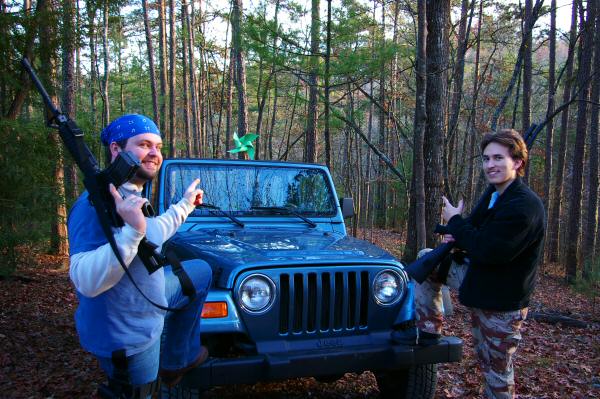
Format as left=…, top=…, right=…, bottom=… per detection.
left=21, top=58, right=61, bottom=120
left=21, top=57, right=100, bottom=177
left=404, top=242, right=455, bottom=284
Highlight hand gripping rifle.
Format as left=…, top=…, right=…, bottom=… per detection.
left=404, top=123, right=543, bottom=283
left=22, top=58, right=195, bottom=310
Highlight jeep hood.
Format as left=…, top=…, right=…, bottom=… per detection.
left=165, top=228, right=399, bottom=286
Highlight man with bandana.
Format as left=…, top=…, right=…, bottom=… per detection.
left=68, top=114, right=212, bottom=395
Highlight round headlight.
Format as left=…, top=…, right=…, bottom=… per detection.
left=373, top=270, right=404, bottom=305
left=237, top=274, right=276, bottom=313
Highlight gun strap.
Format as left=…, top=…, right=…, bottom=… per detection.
left=435, top=254, right=453, bottom=285
left=98, top=351, right=159, bottom=399
left=87, top=180, right=194, bottom=313
left=166, top=250, right=196, bottom=300
left=98, top=380, right=159, bottom=399
left=111, top=349, right=130, bottom=384
left=137, top=238, right=166, bottom=274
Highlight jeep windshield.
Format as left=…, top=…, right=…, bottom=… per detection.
left=163, top=163, right=337, bottom=217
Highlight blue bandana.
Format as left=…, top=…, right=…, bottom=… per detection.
left=100, top=114, right=160, bottom=146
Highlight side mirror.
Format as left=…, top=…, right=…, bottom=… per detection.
left=340, top=197, right=355, bottom=218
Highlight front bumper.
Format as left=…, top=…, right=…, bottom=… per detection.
left=181, top=336, right=463, bottom=389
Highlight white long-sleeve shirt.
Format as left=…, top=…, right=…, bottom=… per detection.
left=69, top=197, right=194, bottom=297
left=67, top=184, right=195, bottom=357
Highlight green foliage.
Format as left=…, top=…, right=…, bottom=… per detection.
left=573, top=256, right=600, bottom=300
left=0, top=120, right=57, bottom=275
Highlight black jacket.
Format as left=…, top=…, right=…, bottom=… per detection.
left=446, top=178, right=545, bottom=311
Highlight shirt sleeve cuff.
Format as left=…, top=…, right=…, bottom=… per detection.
left=447, top=214, right=464, bottom=232
left=177, top=197, right=196, bottom=215
left=121, top=223, right=145, bottom=244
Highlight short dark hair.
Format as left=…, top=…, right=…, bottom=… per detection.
left=105, top=138, right=129, bottom=164
left=480, top=129, right=528, bottom=176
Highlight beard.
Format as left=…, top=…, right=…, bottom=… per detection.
left=134, top=166, right=158, bottom=182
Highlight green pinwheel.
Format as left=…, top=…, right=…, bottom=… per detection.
left=228, top=132, right=259, bottom=160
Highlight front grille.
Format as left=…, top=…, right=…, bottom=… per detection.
left=278, top=270, right=370, bottom=334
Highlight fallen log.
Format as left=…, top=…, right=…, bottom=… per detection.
left=529, top=311, right=588, bottom=328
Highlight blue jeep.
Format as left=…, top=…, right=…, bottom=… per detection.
left=152, top=159, right=462, bottom=398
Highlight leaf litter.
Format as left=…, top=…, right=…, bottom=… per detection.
left=0, top=232, right=598, bottom=398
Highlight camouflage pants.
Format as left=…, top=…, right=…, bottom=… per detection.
left=414, top=249, right=528, bottom=399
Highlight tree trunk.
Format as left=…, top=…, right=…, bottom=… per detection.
left=216, top=5, right=232, bottom=158
left=464, top=0, right=484, bottom=208
left=278, top=76, right=301, bottom=161
left=71, top=0, right=81, bottom=198
left=266, top=1, right=280, bottom=160
left=366, top=78, right=374, bottom=241
left=101, top=0, right=109, bottom=126
left=84, top=0, right=98, bottom=130
left=323, top=0, right=332, bottom=170
left=168, top=0, right=177, bottom=157
left=75, top=0, right=81, bottom=110
left=158, top=0, right=169, bottom=135
left=197, top=6, right=207, bottom=157
left=184, top=0, right=199, bottom=156
left=39, top=0, right=68, bottom=257
left=386, top=2, right=400, bottom=231
left=511, top=69, right=522, bottom=129
left=205, top=67, right=216, bottom=158
left=142, top=0, right=160, bottom=125
left=543, top=0, right=556, bottom=261
left=268, top=76, right=278, bottom=160
left=304, top=0, right=320, bottom=163
left=225, top=47, right=234, bottom=157
left=405, top=0, right=427, bottom=262
left=583, top=4, right=600, bottom=276
left=231, top=0, right=248, bottom=142
left=522, top=0, right=533, bottom=134
left=547, top=0, right=578, bottom=263
left=255, top=56, right=265, bottom=159
left=5, top=0, right=37, bottom=120
left=117, top=16, right=125, bottom=114
left=61, top=0, right=77, bottom=203
left=565, top=0, right=596, bottom=282
left=446, top=0, right=474, bottom=198
left=181, top=1, right=191, bottom=157
left=377, top=3, right=387, bottom=228
left=424, top=0, right=450, bottom=247
left=0, top=0, right=7, bottom=116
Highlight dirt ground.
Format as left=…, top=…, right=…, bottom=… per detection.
left=1, top=231, right=598, bottom=398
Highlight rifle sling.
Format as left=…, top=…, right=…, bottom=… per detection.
left=87, top=179, right=195, bottom=313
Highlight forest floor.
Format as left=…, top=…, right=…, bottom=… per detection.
left=1, top=229, right=599, bottom=398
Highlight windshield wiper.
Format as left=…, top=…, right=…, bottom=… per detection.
left=250, top=206, right=317, bottom=228
left=196, top=203, right=245, bottom=228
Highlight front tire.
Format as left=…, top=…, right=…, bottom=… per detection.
left=375, top=364, right=437, bottom=399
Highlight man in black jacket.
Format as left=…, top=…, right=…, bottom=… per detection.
left=398, top=129, right=545, bottom=398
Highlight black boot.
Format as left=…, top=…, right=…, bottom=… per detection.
left=390, top=321, right=418, bottom=345
left=417, top=330, right=441, bottom=346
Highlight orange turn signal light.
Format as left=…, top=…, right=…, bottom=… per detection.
left=201, top=301, right=228, bottom=318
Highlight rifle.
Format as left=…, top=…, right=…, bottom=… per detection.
left=22, top=58, right=194, bottom=310
left=404, top=123, right=542, bottom=283
left=21, top=57, right=152, bottom=226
